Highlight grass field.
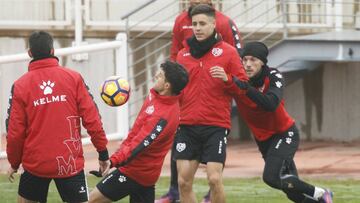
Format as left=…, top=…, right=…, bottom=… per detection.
left=0, top=174, right=359, bottom=202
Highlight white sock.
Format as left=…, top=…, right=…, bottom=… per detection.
left=313, top=187, right=325, bottom=200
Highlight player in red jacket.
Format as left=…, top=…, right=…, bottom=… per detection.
left=233, top=41, right=333, bottom=203
left=6, top=31, right=110, bottom=203
left=170, top=4, right=248, bottom=203
left=170, top=0, right=242, bottom=61
left=157, top=1, right=244, bottom=202
left=88, top=61, right=189, bottom=203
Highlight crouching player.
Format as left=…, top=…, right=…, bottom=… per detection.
left=89, top=61, right=189, bottom=203
left=233, top=42, right=333, bottom=203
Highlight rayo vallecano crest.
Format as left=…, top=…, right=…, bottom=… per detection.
left=212, top=48, right=223, bottom=57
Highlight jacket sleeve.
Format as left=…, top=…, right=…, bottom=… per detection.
left=224, top=51, right=249, bottom=96
left=220, top=18, right=243, bottom=55
left=246, top=69, right=284, bottom=111
left=170, top=17, right=183, bottom=61
left=6, top=84, right=26, bottom=170
left=110, top=116, right=167, bottom=167
left=77, top=76, right=109, bottom=160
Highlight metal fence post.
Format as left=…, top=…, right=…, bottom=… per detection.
left=281, top=0, right=288, bottom=39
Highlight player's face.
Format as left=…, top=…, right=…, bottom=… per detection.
left=189, top=0, right=212, bottom=7
left=192, top=14, right=215, bottom=42
left=242, top=55, right=264, bottom=78
left=153, top=69, right=170, bottom=94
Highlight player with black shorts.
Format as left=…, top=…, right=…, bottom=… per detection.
left=156, top=0, right=244, bottom=202
left=233, top=41, right=333, bottom=203
left=88, top=61, right=189, bottom=203
left=173, top=4, right=248, bottom=203
left=6, top=31, right=110, bottom=203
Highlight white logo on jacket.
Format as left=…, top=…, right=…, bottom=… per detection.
left=33, top=80, right=67, bottom=107
left=56, top=116, right=81, bottom=176
left=275, top=73, right=283, bottom=79
left=275, top=81, right=283, bottom=88
left=151, top=133, right=157, bottom=139
left=176, top=143, right=186, bottom=152
left=182, top=25, right=192, bottom=29
left=40, top=80, right=55, bottom=95
left=156, top=125, right=163, bottom=132
left=145, top=105, right=154, bottom=115
left=212, top=48, right=223, bottom=57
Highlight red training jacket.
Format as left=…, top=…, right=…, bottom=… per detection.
left=170, top=10, right=242, bottom=61
left=110, top=88, right=181, bottom=186
left=176, top=40, right=248, bottom=129
left=6, top=57, right=108, bottom=178
left=235, top=68, right=294, bottom=141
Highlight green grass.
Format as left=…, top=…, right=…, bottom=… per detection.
left=0, top=174, right=359, bottom=202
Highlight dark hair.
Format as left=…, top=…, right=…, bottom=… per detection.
left=190, top=4, right=215, bottom=18
left=28, top=31, right=54, bottom=59
left=160, top=61, right=189, bottom=95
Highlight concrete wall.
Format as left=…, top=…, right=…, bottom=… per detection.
left=284, top=62, right=360, bottom=141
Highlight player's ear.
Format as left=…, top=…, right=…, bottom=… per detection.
left=165, top=82, right=171, bottom=92
left=50, top=48, right=54, bottom=55
left=27, top=49, right=33, bottom=58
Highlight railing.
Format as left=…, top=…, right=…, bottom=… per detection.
left=118, top=0, right=360, bottom=123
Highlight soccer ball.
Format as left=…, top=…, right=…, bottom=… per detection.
left=100, top=76, right=130, bottom=107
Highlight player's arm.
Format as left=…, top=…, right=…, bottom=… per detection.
left=210, top=52, right=249, bottom=95
left=170, top=18, right=183, bottom=61
left=6, top=84, right=26, bottom=170
left=221, top=18, right=243, bottom=55
left=76, top=76, right=109, bottom=161
left=237, top=69, right=284, bottom=111
left=110, top=116, right=167, bottom=168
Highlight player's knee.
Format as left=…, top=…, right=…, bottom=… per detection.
left=178, top=175, right=192, bottom=192
left=207, top=172, right=222, bottom=189
left=280, top=174, right=297, bottom=191
left=88, top=187, right=106, bottom=203
left=262, top=172, right=281, bottom=189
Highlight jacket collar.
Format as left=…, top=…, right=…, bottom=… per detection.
left=28, top=57, right=59, bottom=71
left=150, top=88, right=180, bottom=105
left=249, top=65, right=269, bottom=88
left=187, top=31, right=221, bottom=59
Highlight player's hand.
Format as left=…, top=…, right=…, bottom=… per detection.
left=7, top=167, right=17, bottom=183
left=99, top=160, right=111, bottom=176
left=89, top=170, right=102, bottom=177
left=210, top=66, right=228, bottom=82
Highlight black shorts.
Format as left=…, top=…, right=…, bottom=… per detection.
left=173, top=125, right=229, bottom=164
left=96, top=169, right=155, bottom=203
left=256, top=124, right=299, bottom=160
left=18, top=170, right=88, bottom=203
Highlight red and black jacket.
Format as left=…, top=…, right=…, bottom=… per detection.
left=170, top=10, right=242, bottom=61
left=110, top=89, right=181, bottom=186
left=234, top=66, right=294, bottom=141
left=176, top=36, right=248, bottom=129
left=6, top=57, right=108, bottom=178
